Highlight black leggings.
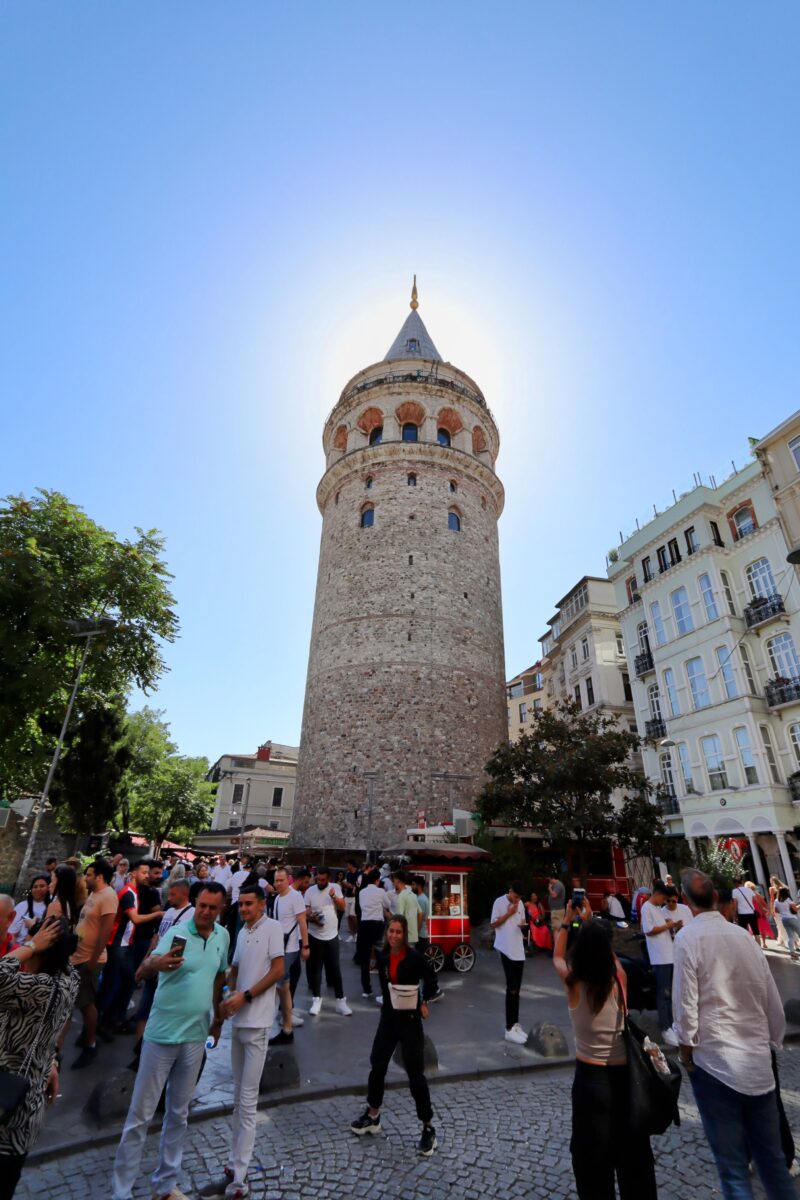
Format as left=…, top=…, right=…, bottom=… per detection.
left=307, top=936, right=344, bottom=999
left=0, top=1151, right=27, bottom=1200
left=356, top=920, right=385, bottom=993
left=500, top=953, right=524, bottom=1029
left=570, top=1060, right=657, bottom=1200
left=367, top=1013, right=433, bottom=1122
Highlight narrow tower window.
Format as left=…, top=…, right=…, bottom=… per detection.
left=365, top=476, right=373, bottom=489
left=402, top=423, right=418, bottom=443
left=437, top=428, right=451, bottom=447
left=448, top=511, right=461, bottom=532
left=450, top=481, right=457, bottom=493
left=407, top=473, right=417, bottom=487
left=369, top=426, right=383, bottom=446
left=360, top=506, right=374, bottom=529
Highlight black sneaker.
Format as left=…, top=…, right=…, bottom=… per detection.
left=74, top=1030, right=86, bottom=1049
left=268, top=1029, right=294, bottom=1046
left=429, top=989, right=444, bottom=1003
left=197, top=1171, right=234, bottom=1199
left=350, top=1109, right=382, bottom=1136
left=418, top=1125, right=437, bottom=1156
left=71, top=1046, right=98, bottom=1070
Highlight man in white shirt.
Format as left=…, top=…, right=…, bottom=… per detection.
left=732, top=878, right=760, bottom=937
left=207, top=885, right=284, bottom=1200
left=356, top=868, right=392, bottom=999
left=662, top=886, right=693, bottom=933
left=211, top=855, right=233, bottom=888
left=304, top=867, right=352, bottom=1016
left=490, top=881, right=529, bottom=1045
left=607, top=892, right=626, bottom=921
left=673, top=869, right=795, bottom=1198
left=640, top=880, right=678, bottom=1045
left=269, top=868, right=309, bottom=1044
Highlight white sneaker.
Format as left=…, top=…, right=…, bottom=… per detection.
left=291, top=1012, right=304, bottom=1027
left=336, top=998, right=353, bottom=1016
left=309, top=996, right=322, bottom=1016
left=504, top=1024, right=528, bottom=1045
left=375, top=995, right=383, bottom=1006
left=663, top=1027, right=679, bottom=1047
left=789, top=1160, right=800, bottom=1177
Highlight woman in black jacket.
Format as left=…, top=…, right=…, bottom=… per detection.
left=350, top=913, right=438, bottom=1156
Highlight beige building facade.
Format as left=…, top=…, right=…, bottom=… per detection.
left=506, top=661, right=545, bottom=741
left=755, top=410, right=800, bottom=564
left=209, top=742, right=298, bottom=836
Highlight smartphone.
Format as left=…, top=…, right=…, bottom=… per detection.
left=572, top=888, right=586, bottom=907
left=171, top=934, right=188, bottom=958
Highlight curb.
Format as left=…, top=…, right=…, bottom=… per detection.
left=28, top=1054, right=575, bottom=1165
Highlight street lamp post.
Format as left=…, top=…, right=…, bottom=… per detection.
left=239, top=776, right=252, bottom=857
left=15, top=619, right=117, bottom=895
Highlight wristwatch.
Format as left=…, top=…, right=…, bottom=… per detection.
left=23, top=939, right=35, bottom=949
left=243, top=989, right=253, bottom=1003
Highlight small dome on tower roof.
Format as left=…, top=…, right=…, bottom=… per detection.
left=384, top=277, right=442, bottom=362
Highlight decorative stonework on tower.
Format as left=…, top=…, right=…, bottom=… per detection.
left=292, top=283, right=507, bottom=853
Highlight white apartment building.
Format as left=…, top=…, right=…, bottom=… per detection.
left=208, top=742, right=299, bottom=836
left=506, top=661, right=545, bottom=741
left=609, top=458, right=800, bottom=895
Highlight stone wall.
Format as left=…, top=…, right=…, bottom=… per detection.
left=0, top=809, right=73, bottom=896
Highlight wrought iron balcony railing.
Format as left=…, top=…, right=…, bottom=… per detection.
left=765, top=678, right=800, bottom=709
left=635, top=650, right=655, bottom=677
left=744, top=593, right=785, bottom=629
left=645, top=717, right=666, bottom=739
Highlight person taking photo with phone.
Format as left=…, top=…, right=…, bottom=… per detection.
left=490, top=880, right=529, bottom=1045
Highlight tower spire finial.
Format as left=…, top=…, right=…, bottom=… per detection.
left=410, top=274, right=419, bottom=310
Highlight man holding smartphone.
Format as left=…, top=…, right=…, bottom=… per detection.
left=490, top=881, right=529, bottom=1044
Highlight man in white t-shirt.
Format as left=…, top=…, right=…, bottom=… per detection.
left=210, top=855, right=233, bottom=888
left=304, top=866, right=351, bottom=1017
left=607, top=893, right=627, bottom=921
left=213, top=885, right=284, bottom=1200
left=662, top=887, right=693, bottom=936
left=269, top=868, right=309, bottom=1044
left=641, top=880, right=678, bottom=1044
left=490, top=881, right=529, bottom=1045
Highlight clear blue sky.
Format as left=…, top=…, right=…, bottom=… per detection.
left=2, top=4, right=798, bottom=761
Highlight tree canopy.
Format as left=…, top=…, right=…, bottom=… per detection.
left=0, top=490, right=178, bottom=798
left=477, top=701, right=667, bottom=878
left=49, top=698, right=132, bottom=833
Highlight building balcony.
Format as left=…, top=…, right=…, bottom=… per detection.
left=765, top=678, right=800, bottom=709
left=645, top=717, right=666, bottom=739
left=635, top=650, right=655, bottom=677
left=744, top=593, right=786, bottom=630
left=657, top=790, right=680, bottom=816
left=789, top=772, right=800, bottom=804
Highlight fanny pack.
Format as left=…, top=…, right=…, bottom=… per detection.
left=388, top=983, right=419, bottom=1011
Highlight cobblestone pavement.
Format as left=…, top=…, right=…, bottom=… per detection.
left=18, top=1042, right=800, bottom=1199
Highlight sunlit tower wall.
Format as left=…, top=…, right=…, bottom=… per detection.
left=292, top=285, right=507, bottom=854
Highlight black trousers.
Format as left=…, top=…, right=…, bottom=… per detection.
left=0, top=1151, right=27, bottom=1200
left=307, top=935, right=344, bottom=999
left=499, top=953, right=524, bottom=1029
left=737, top=912, right=759, bottom=936
left=356, top=920, right=385, bottom=994
left=570, top=1060, right=657, bottom=1200
left=367, top=1013, right=433, bottom=1122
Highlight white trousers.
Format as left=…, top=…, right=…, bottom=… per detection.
left=111, top=1038, right=205, bottom=1200
left=229, top=1025, right=269, bottom=1184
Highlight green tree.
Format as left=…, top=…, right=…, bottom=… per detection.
left=119, top=707, right=177, bottom=833
left=690, top=840, right=743, bottom=889
left=128, top=755, right=214, bottom=849
left=0, top=491, right=178, bottom=799
left=48, top=698, right=132, bottom=834
left=477, top=701, right=667, bottom=881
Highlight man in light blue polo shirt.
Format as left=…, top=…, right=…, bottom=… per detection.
left=112, top=882, right=229, bottom=1200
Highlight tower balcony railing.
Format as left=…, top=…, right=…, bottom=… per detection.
left=788, top=772, right=800, bottom=804
left=332, top=368, right=492, bottom=423
left=645, top=717, right=666, bottom=739
left=744, top=593, right=786, bottom=629
left=765, top=677, right=800, bottom=709
left=657, top=790, right=680, bottom=816
left=634, top=650, right=655, bottom=677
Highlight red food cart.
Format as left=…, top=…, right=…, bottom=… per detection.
left=380, top=841, right=491, bottom=973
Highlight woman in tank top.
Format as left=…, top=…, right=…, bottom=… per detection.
left=554, top=897, right=658, bottom=1200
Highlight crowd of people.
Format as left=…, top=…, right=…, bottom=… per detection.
left=0, top=851, right=798, bottom=1200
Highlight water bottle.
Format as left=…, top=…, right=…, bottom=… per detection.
left=206, top=985, right=231, bottom=1050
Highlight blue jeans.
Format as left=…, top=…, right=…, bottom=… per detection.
left=690, top=1064, right=796, bottom=1199
left=652, top=963, right=673, bottom=1031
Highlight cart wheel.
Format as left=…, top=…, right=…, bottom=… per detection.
left=451, top=943, right=476, bottom=973
left=425, top=944, right=446, bottom=973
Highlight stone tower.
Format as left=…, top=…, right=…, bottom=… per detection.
left=292, top=282, right=507, bottom=853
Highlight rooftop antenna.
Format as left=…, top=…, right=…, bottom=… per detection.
left=672, top=489, right=677, bottom=504
left=731, top=460, right=737, bottom=473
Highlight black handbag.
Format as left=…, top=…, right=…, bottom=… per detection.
left=0, top=978, right=59, bottom=1127
left=616, top=979, right=682, bottom=1136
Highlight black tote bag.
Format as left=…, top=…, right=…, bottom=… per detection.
left=616, top=979, right=682, bottom=1136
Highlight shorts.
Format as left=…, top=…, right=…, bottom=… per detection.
left=75, top=962, right=101, bottom=1010
left=345, top=898, right=356, bottom=917
left=281, top=950, right=299, bottom=985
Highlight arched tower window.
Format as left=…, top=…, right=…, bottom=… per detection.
left=449, top=480, right=457, bottom=493
left=365, top=476, right=373, bottom=489
left=407, top=473, right=417, bottom=487
left=357, top=406, right=384, bottom=441
left=332, top=425, right=348, bottom=452
left=369, top=426, right=383, bottom=446
left=360, top=505, right=374, bottom=529
left=402, top=423, right=418, bottom=443
left=448, top=510, right=461, bottom=532
left=437, top=428, right=451, bottom=447
left=472, top=425, right=487, bottom=454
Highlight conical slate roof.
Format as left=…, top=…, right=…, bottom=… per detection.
left=384, top=309, right=442, bottom=362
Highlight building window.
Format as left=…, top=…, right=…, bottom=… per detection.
left=789, top=436, right=800, bottom=472
left=508, top=681, right=524, bottom=698
left=701, top=734, right=729, bottom=791
left=447, top=511, right=461, bottom=532
left=232, top=783, right=244, bottom=808
left=616, top=632, right=625, bottom=656
left=642, top=556, right=653, bottom=583
left=365, top=476, right=373, bottom=489
left=668, top=538, right=682, bottom=566
left=622, top=672, right=633, bottom=702
left=685, top=526, right=699, bottom=555
left=720, top=570, right=736, bottom=616
left=586, top=677, right=595, bottom=705
left=573, top=685, right=582, bottom=708
left=272, top=787, right=284, bottom=808
left=268, top=820, right=279, bottom=830
left=407, top=473, right=417, bottom=487
left=715, top=646, right=738, bottom=700
left=657, top=546, right=669, bottom=573
left=677, top=742, right=696, bottom=794
left=437, top=428, right=451, bottom=447
left=369, top=426, right=383, bottom=446
left=625, top=575, right=639, bottom=605
left=406, top=338, right=420, bottom=353
left=648, top=683, right=662, bottom=721
left=731, top=727, right=758, bottom=786
left=686, top=657, right=711, bottom=709
left=698, top=574, right=719, bottom=622
left=739, top=644, right=757, bottom=693
left=767, top=631, right=800, bottom=680
left=745, top=556, right=777, bottom=600
left=450, top=481, right=457, bottom=493
left=519, top=702, right=527, bottom=723
left=660, top=752, right=676, bottom=795
left=731, top=503, right=757, bottom=541
left=650, top=601, right=667, bottom=646
left=759, top=725, right=781, bottom=784
left=402, top=423, right=418, bottom=443
left=671, top=586, right=694, bottom=635
left=637, top=621, right=651, bottom=655
left=710, top=520, right=724, bottom=547
left=533, top=698, right=542, bottom=711
left=581, top=636, right=590, bottom=662
left=360, top=506, right=375, bottom=529
left=570, top=644, right=578, bottom=669
left=663, top=667, right=681, bottom=717
left=789, top=722, right=800, bottom=768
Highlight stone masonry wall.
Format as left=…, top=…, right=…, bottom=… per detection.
left=0, top=809, right=73, bottom=896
